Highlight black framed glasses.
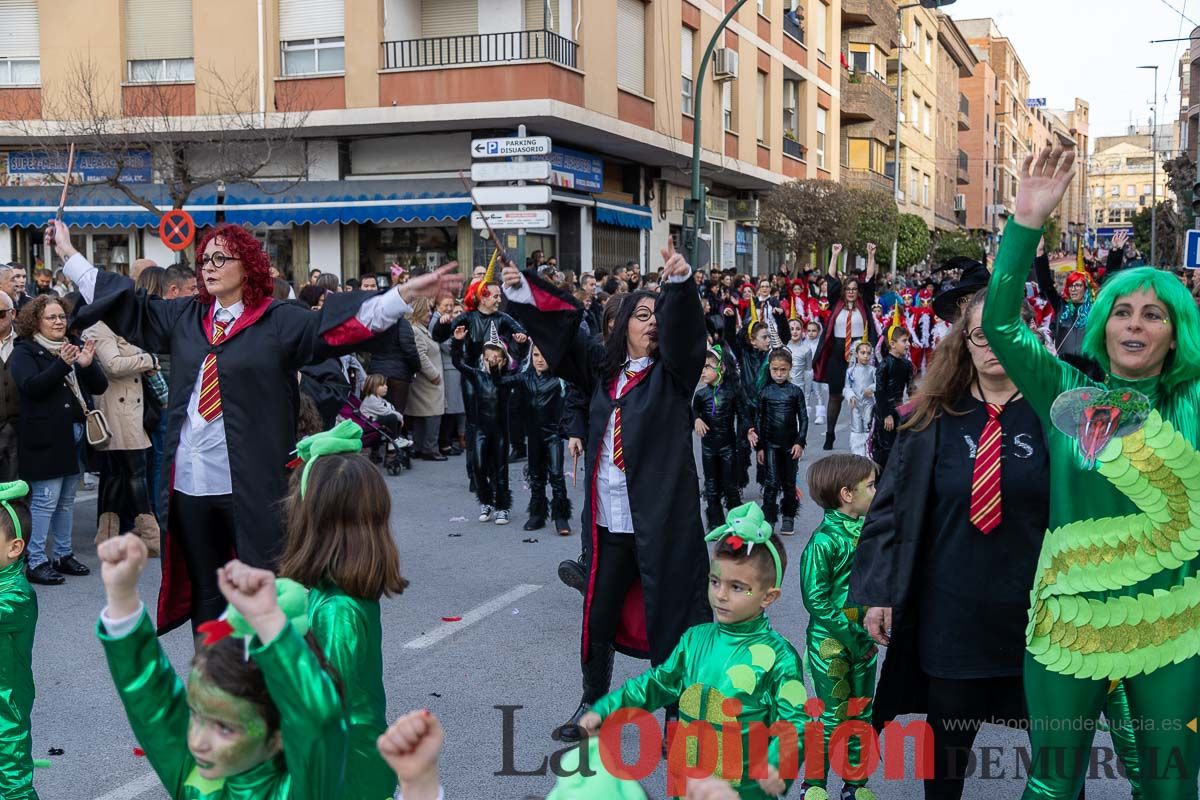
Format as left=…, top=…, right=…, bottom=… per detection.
left=632, top=308, right=654, bottom=322
left=966, top=327, right=989, bottom=347
left=198, top=252, right=237, bottom=270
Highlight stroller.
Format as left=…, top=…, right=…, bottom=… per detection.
left=340, top=394, right=412, bottom=476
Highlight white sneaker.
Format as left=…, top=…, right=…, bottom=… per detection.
left=396, top=437, right=414, bottom=448
left=495, top=510, right=510, bottom=525
left=479, top=505, right=494, bottom=522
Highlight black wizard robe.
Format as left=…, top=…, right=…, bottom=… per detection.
left=505, top=270, right=710, bottom=665
left=73, top=271, right=393, bottom=634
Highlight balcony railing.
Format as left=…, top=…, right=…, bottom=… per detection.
left=958, top=150, right=969, bottom=171
left=959, top=93, right=969, bottom=116
left=382, top=29, right=578, bottom=71
left=783, top=136, right=806, bottom=159
left=784, top=12, right=805, bottom=43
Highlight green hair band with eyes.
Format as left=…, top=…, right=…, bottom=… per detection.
left=295, top=419, right=363, bottom=497
left=0, top=480, right=28, bottom=540
left=705, top=502, right=783, bottom=589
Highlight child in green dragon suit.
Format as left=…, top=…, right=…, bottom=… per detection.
left=0, top=481, right=38, bottom=800
left=96, top=534, right=347, bottom=800
left=800, top=454, right=879, bottom=800
left=578, top=502, right=809, bottom=799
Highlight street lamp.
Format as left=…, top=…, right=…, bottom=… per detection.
left=1138, top=64, right=1158, bottom=266
left=890, top=0, right=956, bottom=272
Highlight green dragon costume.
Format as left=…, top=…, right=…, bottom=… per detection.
left=0, top=481, right=38, bottom=800
left=799, top=510, right=876, bottom=799
left=589, top=504, right=809, bottom=799
left=98, top=583, right=347, bottom=800
left=982, top=220, right=1200, bottom=799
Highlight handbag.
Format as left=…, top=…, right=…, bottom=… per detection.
left=66, top=370, right=112, bottom=449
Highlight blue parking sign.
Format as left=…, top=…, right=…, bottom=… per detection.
left=1187, top=230, right=1200, bottom=269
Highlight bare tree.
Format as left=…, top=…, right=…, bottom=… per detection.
left=758, top=179, right=853, bottom=266
left=7, top=54, right=320, bottom=215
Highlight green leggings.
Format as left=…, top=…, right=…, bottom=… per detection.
left=1023, top=652, right=1200, bottom=799
left=805, top=648, right=877, bottom=789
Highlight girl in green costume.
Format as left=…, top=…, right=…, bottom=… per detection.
left=96, top=535, right=347, bottom=800
left=279, top=422, right=410, bottom=800
left=982, top=145, right=1200, bottom=799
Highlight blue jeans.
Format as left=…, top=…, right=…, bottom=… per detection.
left=146, top=412, right=167, bottom=523
left=28, top=474, right=81, bottom=569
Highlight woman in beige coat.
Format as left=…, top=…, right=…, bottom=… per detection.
left=407, top=298, right=447, bottom=461
left=82, top=320, right=160, bottom=554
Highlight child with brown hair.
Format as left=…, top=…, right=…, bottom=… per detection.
left=800, top=454, right=879, bottom=800
left=279, top=423, right=409, bottom=800
left=0, top=482, right=37, bottom=800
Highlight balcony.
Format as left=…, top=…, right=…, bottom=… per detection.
left=957, top=150, right=970, bottom=185
left=381, top=29, right=578, bottom=70
left=783, top=136, right=806, bottom=160
left=958, top=93, right=970, bottom=131
left=784, top=11, right=804, bottom=44
left=841, top=70, right=896, bottom=137
left=843, top=167, right=894, bottom=195
left=841, top=0, right=899, bottom=48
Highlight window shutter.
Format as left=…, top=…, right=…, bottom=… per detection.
left=421, top=0, right=478, bottom=38
left=616, top=0, right=645, bottom=94
left=524, top=0, right=560, bottom=30
left=681, top=26, right=693, bottom=77
left=0, top=0, right=39, bottom=59
left=279, top=0, right=344, bottom=41
left=126, top=0, right=192, bottom=61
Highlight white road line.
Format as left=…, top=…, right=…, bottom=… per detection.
left=404, top=584, right=542, bottom=650
left=92, top=771, right=161, bottom=800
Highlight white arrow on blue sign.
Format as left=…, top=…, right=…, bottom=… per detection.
left=471, top=136, right=552, bottom=159
left=1185, top=229, right=1200, bottom=269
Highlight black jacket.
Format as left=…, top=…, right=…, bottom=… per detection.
left=299, top=357, right=352, bottom=430
left=754, top=380, right=808, bottom=448
left=366, top=317, right=421, bottom=382
left=10, top=336, right=109, bottom=481
left=692, top=381, right=748, bottom=447
left=513, top=370, right=568, bottom=441
left=874, top=353, right=912, bottom=423
left=451, top=340, right=515, bottom=429
left=432, top=309, right=526, bottom=364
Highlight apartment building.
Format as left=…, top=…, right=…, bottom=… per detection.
left=958, top=50, right=996, bottom=237
left=891, top=3, right=938, bottom=227
left=0, top=0, right=842, bottom=278
left=1044, top=100, right=1089, bottom=245
left=932, top=13, right=974, bottom=231
left=1088, top=130, right=1172, bottom=237
left=838, top=0, right=897, bottom=196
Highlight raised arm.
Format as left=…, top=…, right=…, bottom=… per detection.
left=981, top=146, right=1083, bottom=415
left=1033, top=247, right=1064, bottom=314
left=655, top=238, right=706, bottom=394
left=499, top=264, right=596, bottom=394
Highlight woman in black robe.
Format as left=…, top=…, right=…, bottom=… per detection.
left=48, top=220, right=458, bottom=634
left=500, top=241, right=710, bottom=742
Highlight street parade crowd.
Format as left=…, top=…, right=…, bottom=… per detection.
left=1, top=144, right=1199, bottom=800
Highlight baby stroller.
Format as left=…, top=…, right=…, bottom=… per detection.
left=341, top=395, right=412, bottom=476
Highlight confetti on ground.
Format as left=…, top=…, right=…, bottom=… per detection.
left=133, top=747, right=145, bottom=757
left=448, top=533, right=463, bottom=538
left=522, top=537, right=539, bottom=544
left=33, top=759, right=50, bottom=768
left=449, top=516, right=467, bottom=522
left=440, top=616, right=463, bottom=622
left=512, top=608, right=520, bottom=615
left=48, top=748, right=63, bottom=756
left=430, top=692, right=442, bottom=698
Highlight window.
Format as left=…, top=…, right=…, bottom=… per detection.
left=910, top=167, right=919, bottom=200
left=1127, top=185, right=1136, bottom=197
left=681, top=27, right=695, bottom=115
left=1093, top=186, right=1102, bottom=198
left=0, top=0, right=39, bottom=86
left=816, top=107, right=827, bottom=168
left=925, top=34, right=933, bottom=66
left=911, top=94, right=919, bottom=126
left=616, top=0, right=646, bottom=94
left=126, top=0, right=193, bottom=82
left=783, top=79, right=801, bottom=139
left=849, top=43, right=871, bottom=75
left=280, top=0, right=345, bottom=75
left=923, top=173, right=931, bottom=206
left=923, top=102, right=931, bottom=137
left=813, top=0, right=827, bottom=60
left=723, top=81, right=734, bottom=131
left=1123, top=208, right=1134, bottom=223
left=1111, top=185, right=1119, bottom=197
left=1095, top=209, right=1104, bottom=224
left=757, top=71, right=768, bottom=143
left=913, top=19, right=922, bottom=51
left=524, top=0, right=560, bottom=30
left=757, top=0, right=765, bottom=12
left=1143, top=184, right=1152, bottom=194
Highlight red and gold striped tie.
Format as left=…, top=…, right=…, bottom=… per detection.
left=197, top=317, right=230, bottom=423
left=968, top=403, right=1003, bottom=534
left=612, top=369, right=636, bottom=472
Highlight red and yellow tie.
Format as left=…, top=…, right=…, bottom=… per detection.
left=843, top=306, right=854, bottom=361
left=612, top=369, right=636, bottom=472
left=197, top=318, right=230, bottom=423
left=968, top=403, right=1003, bottom=534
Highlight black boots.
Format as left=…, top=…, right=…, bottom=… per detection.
left=558, top=556, right=587, bottom=595
left=526, top=494, right=548, bottom=531
left=555, top=646, right=615, bottom=742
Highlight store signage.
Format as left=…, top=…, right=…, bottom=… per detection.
left=544, top=146, right=604, bottom=193
left=470, top=161, right=552, bottom=182
left=1185, top=229, right=1200, bottom=269
left=1025, top=98, right=1047, bottom=108
left=471, top=136, right=552, bottom=159
left=470, top=210, right=552, bottom=230
left=2, top=149, right=152, bottom=186
left=472, top=185, right=553, bottom=206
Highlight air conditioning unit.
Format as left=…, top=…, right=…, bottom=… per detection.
left=714, top=48, right=739, bottom=80
left=783, top=90, right=797, bottom=111
left=954, top=194, right=967, bottom=212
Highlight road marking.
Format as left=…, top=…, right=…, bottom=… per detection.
left=92, top=771, right=160, bottom=800
left=404, top=584, right=542, bottom=650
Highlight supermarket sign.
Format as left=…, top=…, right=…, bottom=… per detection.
left=0, top=149, right=153, bottom=186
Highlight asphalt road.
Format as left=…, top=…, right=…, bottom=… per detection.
left=28, top=419, right=1139, bottom=799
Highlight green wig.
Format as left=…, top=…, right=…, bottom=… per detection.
left=1081, top=267, right=1200, bottom=393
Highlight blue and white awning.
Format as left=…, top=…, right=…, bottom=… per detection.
left=221, top=180, right=473, bottom=226
left=595, top=198, right=654, bottom=230
left=0, top=184, right=217, bottom=228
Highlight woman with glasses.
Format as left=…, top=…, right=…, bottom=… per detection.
left=978, top=147, right=1200, bottom=799
left=10, top=294, right=108, bottom=585
left=47, top=220, right=459, bottom=635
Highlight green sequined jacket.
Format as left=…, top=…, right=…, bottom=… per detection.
left=800, top=510, right=875, bottom=663
left=0, top=560, right=37, bottom=800
left=982, top=220, right=1200, bottom=680
left=98, top=611, right=347, bottom=800
left=590, top=614, right=808, bottom=798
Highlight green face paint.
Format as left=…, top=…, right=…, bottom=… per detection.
left=186, top=670, right=276, bottom=780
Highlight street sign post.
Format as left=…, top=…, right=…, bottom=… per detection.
left=1185, top=229, right=1200, bottom=269
left=470, top=161, right=552, bottom=183
left=159, top=209, right=196, bottom=251
left=471, top=185, right=553, bottom=206
left=471, top=210, right=553, bottom=230
left=470, top=136, right=552, bottom=159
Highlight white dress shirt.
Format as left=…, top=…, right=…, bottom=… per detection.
left=596, top=356, right=653, bottom=534
left=64, top=253, right=412, bottom=497
left=0, top=328, right=14, bottom=362
left=833, top=307, right=867, bottom=339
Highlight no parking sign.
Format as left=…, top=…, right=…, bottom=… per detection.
left=158, top=209, right=195, bottom=251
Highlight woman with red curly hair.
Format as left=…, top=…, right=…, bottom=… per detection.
left=47, top=220, right=459, bottom=636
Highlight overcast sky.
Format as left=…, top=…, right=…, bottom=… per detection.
left=945, top=0, right=1195, bottom=152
